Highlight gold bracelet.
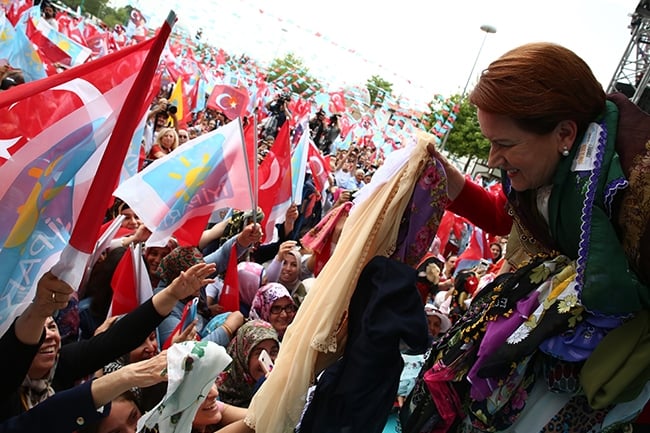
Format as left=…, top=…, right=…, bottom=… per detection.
left=222, top=323, right=233, bottom=338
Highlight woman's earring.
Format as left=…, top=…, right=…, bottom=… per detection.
left=561, top=147, right=570, bottom=157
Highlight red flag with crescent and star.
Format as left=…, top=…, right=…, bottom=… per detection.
left=206, top=84, right=250, bottom=120
left=258, top=122, right=292, bottom=243
left=307, top=141, right=330, bottom=194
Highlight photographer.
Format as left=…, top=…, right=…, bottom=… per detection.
left=321, top=114, right=341, bottom=155
left=143, top=98, right=178, bottom=152
left=263, top=93, right=291, bottom=139
left=309, top=109, right=327, bottom=152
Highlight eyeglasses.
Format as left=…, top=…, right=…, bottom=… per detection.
left=270, top=304, right=297, bottom=315
left=179, top=135, right=189, bottom=139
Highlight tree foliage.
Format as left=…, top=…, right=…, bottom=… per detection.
left=444, top=95, right=490, bottom=162
left=57, top=0, right=129, bottom=27
left=366, top=75, right=392, bottom=107
left=266, top=53, right=322, bottom=97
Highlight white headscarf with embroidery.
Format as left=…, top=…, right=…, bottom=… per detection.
left=137, top=341, right=231, bottom=433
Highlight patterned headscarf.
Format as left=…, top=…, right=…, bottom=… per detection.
left=216, top=320, right=279, bottom=407
left=137, top=341, right=231, bottom=433
left=155, top=246, right=204, bottom=284
left=238, top=261, right=266, bottom=307
left=249, top=283, right=294, bottom=322
left=20, top=317, right=60, bottom=409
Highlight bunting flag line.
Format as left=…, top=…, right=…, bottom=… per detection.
left=0, top=12, right=175, bottom=337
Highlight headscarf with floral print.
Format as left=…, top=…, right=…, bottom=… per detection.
left=155, top=246, right=204, bottom=285
left=249, top=283, right=294, bottom=322
left=216, top=320, right=279, bottom=407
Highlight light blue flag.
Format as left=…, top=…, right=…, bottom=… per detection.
left=290, top=121, right=310, bottom=206
left=0, top=10, right=47, bottom=81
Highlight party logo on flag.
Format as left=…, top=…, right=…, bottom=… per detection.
left=114, top=119, right=253, bottom=246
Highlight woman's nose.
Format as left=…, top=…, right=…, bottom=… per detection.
left=486, top=145, right=502, bottom=169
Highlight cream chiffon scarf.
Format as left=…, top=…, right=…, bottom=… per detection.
left=245, top=132, right=435, bottom=432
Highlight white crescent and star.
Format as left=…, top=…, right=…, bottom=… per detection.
left=0, top=78, right=104, bottom=162
left=259, top=158, right=280, bottom=190
left=309, top=155, right=324, bottom=177
left=215, top=93, right=237, bottom=111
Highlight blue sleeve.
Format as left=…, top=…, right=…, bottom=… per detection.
left=203, top=236, right=247, bottom=275
left=153, top=286, right=185, bottom=348
left=201, top=326, right=230, bottom=347
left=0, top=381, right=109, bottom=433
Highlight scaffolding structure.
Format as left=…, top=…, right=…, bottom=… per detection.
left=607, top=0, right=650, bottom=112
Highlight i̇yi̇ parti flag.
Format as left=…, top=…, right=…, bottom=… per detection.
left=290, top=121, right=310, bottom=205
left=0, top=12, right=175, bottom=338
left=0, top=9, right=47, bottom=82
left=113, top=119, right=254, bottom=248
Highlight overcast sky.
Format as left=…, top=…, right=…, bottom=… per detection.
left=114, top=0, right=639, bottom=110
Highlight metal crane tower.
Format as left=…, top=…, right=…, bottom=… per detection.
left=607, top=0, right=650, bottom=113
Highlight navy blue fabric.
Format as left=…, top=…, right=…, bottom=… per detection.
left=298, top=256, right=429, bottom=433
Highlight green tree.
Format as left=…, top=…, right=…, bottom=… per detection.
left=366, top=75, right=392, bottom=107
left=57, top=0, right=129, bottom=27
left=58, top=0, right=108, bottom=18
left=99, top=6, right=129, bottom=27
left=423, top=94, right=490, bottom=172
left=444, top=95, right=490, bottom=171
left=266, top=53, right=322, bottom=97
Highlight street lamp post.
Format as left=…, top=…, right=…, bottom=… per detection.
left=439, top=24, right=496, bottom=150
left=460, top=24, right=497, bottom=98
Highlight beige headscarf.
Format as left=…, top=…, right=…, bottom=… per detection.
left=245, top=132, right=434, bottom=431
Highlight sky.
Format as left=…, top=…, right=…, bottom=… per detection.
left=112, top=0, right=639, bottom=111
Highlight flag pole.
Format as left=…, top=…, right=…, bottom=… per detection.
left=252, top=114, right=259, bottom=230
left=237, top=117, right=257, bottom=226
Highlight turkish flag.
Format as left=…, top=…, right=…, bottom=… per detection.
left=219, top=242, right=240, bottom=312
left=307, top=142, right=330, bottom=193
left=328, top=91, right=346, bottom=114
left=207, top=84, right=250, bottom=120
left=258, top=123, right=293, bottom=243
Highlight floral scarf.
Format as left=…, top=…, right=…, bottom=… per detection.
left=249, top=283, right=295, bottom=324
left=216, top=320, right=279, bottom=408
left=20, top=366, right=56, bottom=410
left=155, top=246, right=204, bottom=285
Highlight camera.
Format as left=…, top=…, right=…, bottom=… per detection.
left=164, top=103, right=177, bottom=115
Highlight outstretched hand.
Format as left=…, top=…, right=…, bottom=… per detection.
left=170, top=262, right=217, bottom=300
left=426, top=142, right=466, bottom=201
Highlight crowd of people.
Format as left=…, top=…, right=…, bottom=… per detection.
left=1, top=2, right=650, bottom=433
